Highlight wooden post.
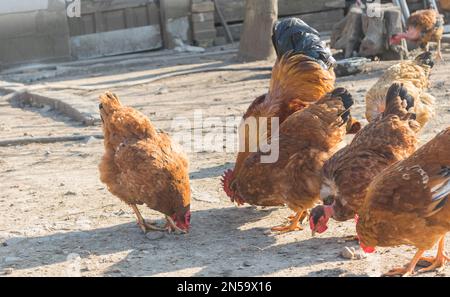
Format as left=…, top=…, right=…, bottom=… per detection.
left=158, top=0, right=172, bottom=49
left=213, top=0, right=234, bottom=44
left=238, top=0, right=278, bottom=62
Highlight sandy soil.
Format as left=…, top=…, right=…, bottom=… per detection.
left=0, top=49, right=449, bottom=277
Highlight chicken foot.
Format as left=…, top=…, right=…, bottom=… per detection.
left=165, top=215, right=187, bottom=234
left=382, top=249, right=425, bottom=277
left=271, top=211, right=306, bottom=233
left=436, top=40, right=444, bottom=63
left=417, top=237, right=450, bottom=273
left=130, top=204, right=164, bottom=233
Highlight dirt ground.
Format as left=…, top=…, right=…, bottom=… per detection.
left=0, top=48, right=449, bottom=277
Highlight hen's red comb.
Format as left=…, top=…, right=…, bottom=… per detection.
left=221, top=169, right=245, bottom=206
left=221, top=169, right=234, bottom=198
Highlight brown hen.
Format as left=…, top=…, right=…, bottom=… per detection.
left=98, top=92, right=191, bottom=234
left=227, top=88, right=355, bottom=232
left=357, top=127, right=450, bottom=276
left=310, top=83, right=420, bottom=236
left=390, top=9, right=444, bottom=60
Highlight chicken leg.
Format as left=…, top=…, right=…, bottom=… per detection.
left=130, top=204, right=164, bottom=233
left=436, top=40, right=444, bottom=62
left=382, top=249, right=425, bottom=277
left=271, top=211, right=306, bottom=233
left=417, top=237, right=450, bottom=273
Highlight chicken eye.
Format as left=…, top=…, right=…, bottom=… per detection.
left=99, top=103, right=103, bottom=110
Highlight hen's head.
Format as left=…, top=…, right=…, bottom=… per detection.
left=355, top=214, right=376, bottom=253
left=389, top=26, right=421, bottom=45
left=171, top=209, right=191, bottom=233
left=309, top=204, right=334, bottom=236
left=389, top=34, right=403, bottom=45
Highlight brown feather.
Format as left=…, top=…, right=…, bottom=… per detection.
left=357, top=127, right=450, bottom=250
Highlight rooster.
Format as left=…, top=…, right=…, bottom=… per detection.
left=390, top=9, right=444, bottom=60
left=357, top=127, right=450, bottom=276
left=310, top=83, right=420, bottom=236
left=98, top=92, right=191, bottom=234
left=365, top=51, right=435, bottom=128
left=222, top=18, right=357, bottom=204
left=225, top=88, right=356, bottom=232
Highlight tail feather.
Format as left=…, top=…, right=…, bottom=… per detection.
left=425, top=166, right=450, bottom=217
left=414, top=51, right=435, bottom=68
left=265, top=54, right=335, bottom=117
left=330, top=87, right=354, bottom=123
left=431, top=166, right=450, bottom=202
left=383, top=83, right=414, bottom=118
left=398, top=86, right=415, bottom=110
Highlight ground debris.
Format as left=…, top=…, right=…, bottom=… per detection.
left=1, top=268, right=13, bottom=275
left=340, top=246, right=366, bottom=260
left=146, top=232, right=165, bottom=240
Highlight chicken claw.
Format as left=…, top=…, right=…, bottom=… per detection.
left=272, top=211, right=305, bottom=233
left=382, top=267, right=415, bottom=277
left=130, top=204, right=164, bottom=233
left=165, top=215, right=187, bottom=234
left=418, top=256, right=449, bottom=273
left=417, top=237, right=449, bottom=273
left=382, top=249, right=425, bottom=277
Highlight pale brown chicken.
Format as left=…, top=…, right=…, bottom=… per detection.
left=390, top=9, right=444, bottom=60
left=310, top=83, right=421, bottom=235
left=227, top=88, right=355, bottom=232
left=365, top=52, right=435, bottom=128
left=98, top=92, right=191, bottom=234
left=357, top=127, right=450, bottom=276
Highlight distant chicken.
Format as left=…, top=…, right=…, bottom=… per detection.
left=98, top=92, right=191, bottom=234
left=357, top=127, right=450, bottom=276
left=390, top=9, right=444, bottom=60
left=225, top=88, right=355, bottom=232
left=365, top=52, right=435, bottom=128
left=222, top=18, right=359, bottom=204
left=310, top=83, right=420, bottom=236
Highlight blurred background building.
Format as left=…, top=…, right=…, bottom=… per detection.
left=0, top=0, right=445, bottom=67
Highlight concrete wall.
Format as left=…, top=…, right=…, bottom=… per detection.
left=0, top=0, right=71, bottom=67
left=0, top=0, right=195, bottom=67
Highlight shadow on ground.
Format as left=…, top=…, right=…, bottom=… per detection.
left=0, top=205, right=366, bottom=276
